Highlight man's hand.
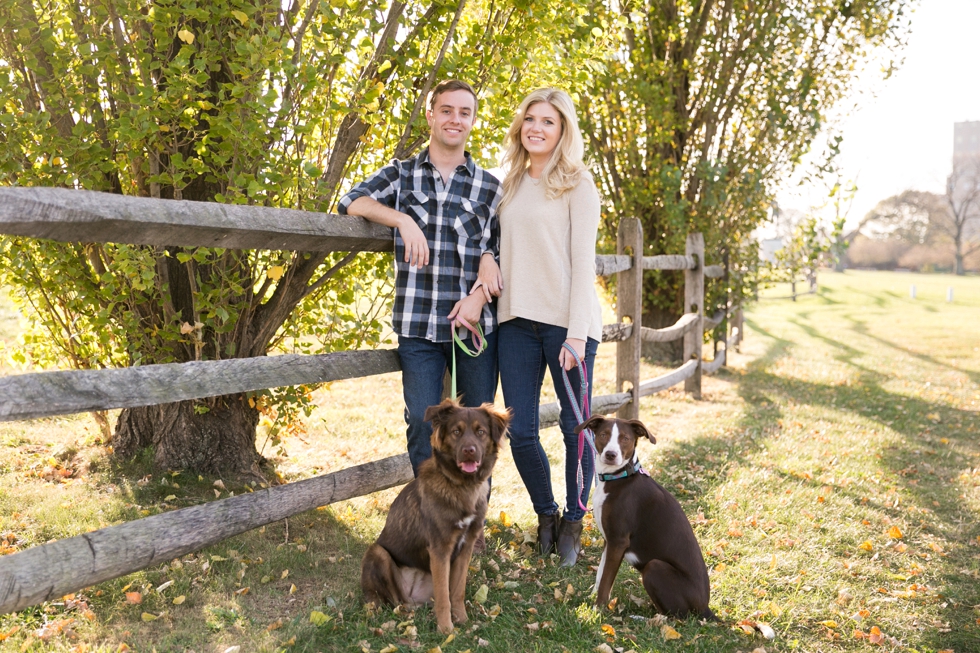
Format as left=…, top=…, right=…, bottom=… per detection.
left=397, top=214, right=429, bottom=268
left=471, top=253, right=503, bottom=302
left=447, top=293, right=487, bottom=331
left=559, top=337, right=587, bottom=371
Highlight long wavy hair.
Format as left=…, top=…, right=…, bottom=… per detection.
left=499, top=88, right=588, bottom=209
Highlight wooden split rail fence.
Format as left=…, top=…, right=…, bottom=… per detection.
left=0, top=187, right=742, bottom=614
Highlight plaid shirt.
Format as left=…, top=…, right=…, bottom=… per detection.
left=338, top=148, right=502, bottom=343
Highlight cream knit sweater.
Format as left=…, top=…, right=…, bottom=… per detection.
left=497, top=171, right=603, bottom=342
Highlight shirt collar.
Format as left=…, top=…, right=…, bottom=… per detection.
left=419, top=147, right=476, bottom=177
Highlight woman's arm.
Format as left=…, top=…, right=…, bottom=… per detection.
left=563, top=176, right=602, bottom=359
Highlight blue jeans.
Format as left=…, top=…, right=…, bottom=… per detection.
left=397, top=331, right=499, bottom=476
left=497, top=318, right=598, bottom=522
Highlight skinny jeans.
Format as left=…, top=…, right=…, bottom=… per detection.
left=497, top=317, right=598, bottom=522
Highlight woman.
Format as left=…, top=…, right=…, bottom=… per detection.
left=481, top=88, right=603, bottom=566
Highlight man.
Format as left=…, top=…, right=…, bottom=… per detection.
left=339, top=80, right=503, bottom=476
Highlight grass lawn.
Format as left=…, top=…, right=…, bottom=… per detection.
left=1, top=269, right=979, bottom=652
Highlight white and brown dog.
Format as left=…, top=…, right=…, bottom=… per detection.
left=578, top=416, right=716, bottom=619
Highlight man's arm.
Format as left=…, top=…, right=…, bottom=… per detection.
left=346, top=196, right=430, bottom=268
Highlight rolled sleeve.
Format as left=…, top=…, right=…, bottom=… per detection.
left=337, top=161, right=401, bottom=214
left=480, top=209, right=499, bottom=260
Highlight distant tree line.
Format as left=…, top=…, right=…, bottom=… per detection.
left=844, top=157, right=980, bottom=274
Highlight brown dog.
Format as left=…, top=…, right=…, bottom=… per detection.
left=361, top=399, right=509, bottom=634
left=577, top=416, right=715, bottom=620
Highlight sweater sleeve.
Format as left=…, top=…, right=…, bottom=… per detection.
left=566, top=176, right=601, bottom=341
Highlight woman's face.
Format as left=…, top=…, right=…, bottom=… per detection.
left=521, top=101, right=562, bottom=160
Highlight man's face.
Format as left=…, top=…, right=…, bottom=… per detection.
left=426, top=89, right=476, bottom=152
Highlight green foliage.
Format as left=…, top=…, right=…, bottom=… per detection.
left=574, top=0, right=914, bottom=319
left=769, top=215, right=825, bottom=283
left=0, top=0, right=590, bottom=450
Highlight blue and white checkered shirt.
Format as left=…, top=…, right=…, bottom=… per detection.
left=338, top=149, right=502, bottom=343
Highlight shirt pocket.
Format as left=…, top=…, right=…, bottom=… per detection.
left=400, top=190, right=433, bottom=228
left=454, top=197, right=489, bottom=242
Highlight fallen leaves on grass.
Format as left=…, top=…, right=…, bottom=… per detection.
left=661, top=624, right=682, bottom=640
left=309, top=611, right=332, bottom=626
left=124, top=592, right=142, bottom=605
left=473, top=584, right=488, bottom=604
left=736, top=619, right=775, bottom=639
left=35, top=618, right=76, bottom=642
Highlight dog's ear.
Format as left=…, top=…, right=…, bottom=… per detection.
left=627, top=419, right=656, bottom=445
left=424, top=398, right=459, bottom=449
left=481, top=403, right=511, bottom=444
left=575, top=415, right=606, bottom=434
left=424, top=398, right=459, bottom=426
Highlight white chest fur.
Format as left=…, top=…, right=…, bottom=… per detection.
left=592, top=482, right=608, bottom=539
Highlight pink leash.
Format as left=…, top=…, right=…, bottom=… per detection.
left=560, top=343, right=595, bottom=512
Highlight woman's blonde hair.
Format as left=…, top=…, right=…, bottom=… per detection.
left=499, top=88, right=587, bottom=209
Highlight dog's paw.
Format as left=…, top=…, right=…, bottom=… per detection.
left=436, top=620, right=455, bottom=635
left=451, top=605, right=468, bottom=624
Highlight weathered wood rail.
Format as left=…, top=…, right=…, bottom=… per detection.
left=0, top=187, right=743, bottom=614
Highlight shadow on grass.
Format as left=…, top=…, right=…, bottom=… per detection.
left=673, top=316, right=980, bottom=652
left=843, top=313, right=980, bottom=387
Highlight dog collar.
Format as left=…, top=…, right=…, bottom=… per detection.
left=597, top=458, right=647, bottom=482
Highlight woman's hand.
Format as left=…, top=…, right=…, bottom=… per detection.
left=559, top=337, right=587, bottom=371
left=471, top=252, right=503, bottom=302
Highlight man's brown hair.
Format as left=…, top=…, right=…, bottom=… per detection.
left=428, top=80, right=478, bottom=112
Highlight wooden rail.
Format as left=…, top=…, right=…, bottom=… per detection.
left=0, top=454, right=413, bottom=615
left=0, top=188, right=743, bottom=614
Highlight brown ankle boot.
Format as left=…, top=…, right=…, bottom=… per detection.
left=537, top=512, right=560, bottom=555
left=557, top=517, right=583, bottom=567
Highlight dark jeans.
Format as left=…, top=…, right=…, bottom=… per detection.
left=497, top=317, right=598, bottom=522
left=397, top=331, right=499, bottom=476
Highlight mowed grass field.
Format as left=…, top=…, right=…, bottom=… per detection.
left=0, top=269, right=979, bottom=652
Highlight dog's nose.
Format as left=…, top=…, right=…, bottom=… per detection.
left=604, top=451, right=618, bottom=463
left=462, top=444, right=477, bottom=458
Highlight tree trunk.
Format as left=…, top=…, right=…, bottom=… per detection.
left=112, top=394, right=264, bottom=479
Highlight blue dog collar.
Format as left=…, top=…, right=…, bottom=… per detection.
left=597, top=457, right=647, bottom=482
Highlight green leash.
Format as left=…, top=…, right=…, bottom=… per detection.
left=450, top=318, right=486, bottom=399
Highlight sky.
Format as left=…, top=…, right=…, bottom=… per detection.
left=775, top=0, right=980, bottom=231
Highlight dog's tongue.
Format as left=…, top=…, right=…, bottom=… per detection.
left=459, top=461, right=480, bottom=474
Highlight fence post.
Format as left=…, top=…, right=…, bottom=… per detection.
left=616, top=218, right=643, bottom=420
left=683, top=232, right=704, bottom=399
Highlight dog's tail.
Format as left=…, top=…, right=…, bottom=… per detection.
left=361, top=543, right=404, bottom=606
